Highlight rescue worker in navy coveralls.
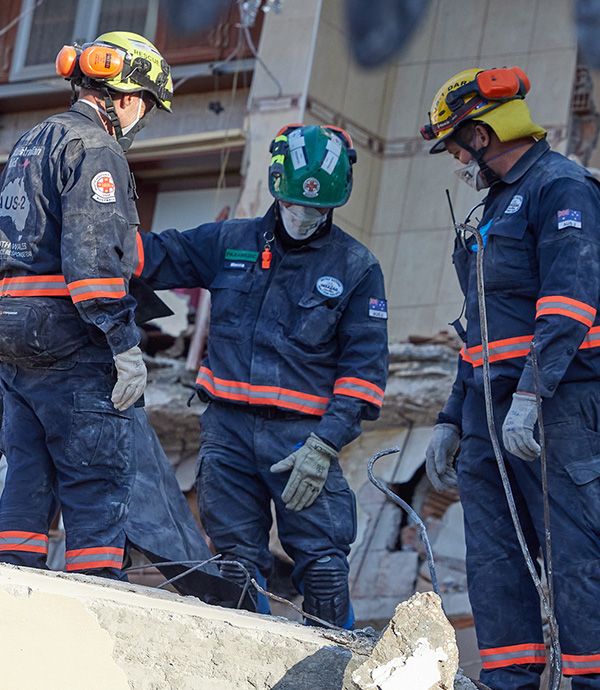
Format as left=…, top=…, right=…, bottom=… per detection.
left=139, top=124, right=389, bottom=627
left=0, top=32, right=173, bottom=578
left=421, top=67, right=600, bottom=689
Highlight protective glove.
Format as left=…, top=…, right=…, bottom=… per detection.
left=270, top=432, right=338, bottom=511
left=502, top=392, right=540, bottom=461
left=425, top=423, right=460, bottom=492
left=111, top=345, right=147, bottom=411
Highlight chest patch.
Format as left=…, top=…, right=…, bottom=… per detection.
left=505, top=195, right=523, bottom=214
left=369, top=298, right=388, bottom=319
left=91, top=171, right=116, bottom=204
left=224, top=248, right=259, bottom=263
left=557, top=209, right=582, bottom=230
left=316, top=275, right=343, bottom=297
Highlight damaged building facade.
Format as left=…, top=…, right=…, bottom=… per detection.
left=0, top=0, right=588, bottom=688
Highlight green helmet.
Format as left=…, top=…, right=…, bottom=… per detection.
left=268, top=124, right=357, bottom=208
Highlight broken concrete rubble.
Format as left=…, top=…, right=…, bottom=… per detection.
left=0, top=564, right=475, bottom=690
left=351, top=592, right=459, bottom=690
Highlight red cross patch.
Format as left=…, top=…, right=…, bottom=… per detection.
left=91, top=171, right=117, bottom=203
left=302, top=176, right=320, bottom=198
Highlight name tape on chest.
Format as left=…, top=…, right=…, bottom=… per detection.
left=557, top=209, right=582, bottom=230
left=91, top=171, right=116, bottom=204
left=369, top=298, right=388, bottom=319
left=224, top=248, right=259, bottom=263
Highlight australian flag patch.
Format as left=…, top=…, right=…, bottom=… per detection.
left=557, top=209, right=582, bottom=230
left=369, top=298, right=388, bottom=319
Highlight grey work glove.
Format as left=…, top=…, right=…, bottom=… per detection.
left=502, top=392, right=541, bottom=461
left=111, top=345, right=147, bottom=411
left=270, top=432, right=338, bottom=511
left=425, top=423, right=460, bottom=492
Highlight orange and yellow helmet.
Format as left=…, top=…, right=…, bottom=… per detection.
left=421, top=67, right=546, bottom=153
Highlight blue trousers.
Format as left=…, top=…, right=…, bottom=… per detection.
left=0, top=349, right=135, bottom=578
left=459, top=380, right=600, bottom=690
left=197, top=402, right=357, bottom=626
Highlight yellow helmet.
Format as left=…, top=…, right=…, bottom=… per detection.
left=56, top=31, right=173, bottom=111
left=421, top=67, right=546, bottom=153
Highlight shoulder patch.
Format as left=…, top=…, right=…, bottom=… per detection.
left=505, top=194, right=523, bottom=214
left=91, top=171, right=116, bottom=204
left=369, top=298, right=388, bottom=319
left=557, top=209, right=582, bottom=230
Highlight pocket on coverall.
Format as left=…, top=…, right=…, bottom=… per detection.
left=65, top=392, right=133, bottom=470
left=290, top=293, right=342, bottom=348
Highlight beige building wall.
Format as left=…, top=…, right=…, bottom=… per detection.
left=306, top=0, right=577, bottom=341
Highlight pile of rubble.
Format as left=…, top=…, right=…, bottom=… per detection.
left=0, top=563, right=482, bottom=690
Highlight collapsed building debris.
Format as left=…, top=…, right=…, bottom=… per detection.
left=0, top=563, right=479, bottom=690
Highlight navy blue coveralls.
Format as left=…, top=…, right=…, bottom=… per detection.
left=140, top=206, right=389, bottom=626
left=439, top=140, right=600, bottom=689
left=0, top=101, right=142, bottom=577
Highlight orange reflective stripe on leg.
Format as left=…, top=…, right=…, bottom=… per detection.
left=480, top=643, right=546, bottom=669
left=65, top=546, right=124, bottom=571
left=0, top=530, right=49, bottom=554
left=562, top=653, right=600, bottom=675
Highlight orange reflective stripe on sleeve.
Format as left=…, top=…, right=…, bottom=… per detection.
left=562, top=653, right=600, bottom=675
left=0, top=275, right=69, bottom=297
left=333, top=376, right=385, bottom=407
left=67, top=277, right=126, bottom=303
left=65, top=546, right=124, bottom=571
left=196, top=367, right=330, bottom=416
left=0, top=530, right=49, bottom=554
left=133, top=231, right=144, bottom=278
left=480, top=643, right=546, bottom=669
left=579, top=325, right=600, bottom=349
left=536, top=296, right=597, bottom=328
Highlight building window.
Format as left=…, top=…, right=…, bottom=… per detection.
left=11, top=0, right=159, bottom=81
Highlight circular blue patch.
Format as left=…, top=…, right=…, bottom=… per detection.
left=316, top=276, right=344, bottom=297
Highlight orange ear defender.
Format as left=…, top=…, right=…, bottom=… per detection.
left=446, top=66, right=530, bottom=112
left=55, top=45, right=80, bottom=78
left=55, top=43, right=124, bottom=81
left=79, top=45, right=123, bottom=79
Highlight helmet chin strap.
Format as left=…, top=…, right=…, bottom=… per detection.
left=453, top=128, right=534, bottom=187
left=453, top=130, right=499, bottom=187
left=100, top=87, right=134, bottom=152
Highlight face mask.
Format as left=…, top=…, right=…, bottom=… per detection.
left=454, top=160, right=486, bottom=190
left=454, top=137, right=532, bottom=190
left=122, top=97, right=144, bottom=136
left=279, top=203, right=327, bottom=240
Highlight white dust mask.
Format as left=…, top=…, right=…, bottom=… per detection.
left=122, top=97, right=145, bottom=136
left=454, top=160, right=487, bottom=191
left=279, top=203, right=327, bottom=240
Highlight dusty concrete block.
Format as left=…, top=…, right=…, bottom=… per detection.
left=0, top=564, right=371, bottom=690
left=351, top=591, right=459, bottom=690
